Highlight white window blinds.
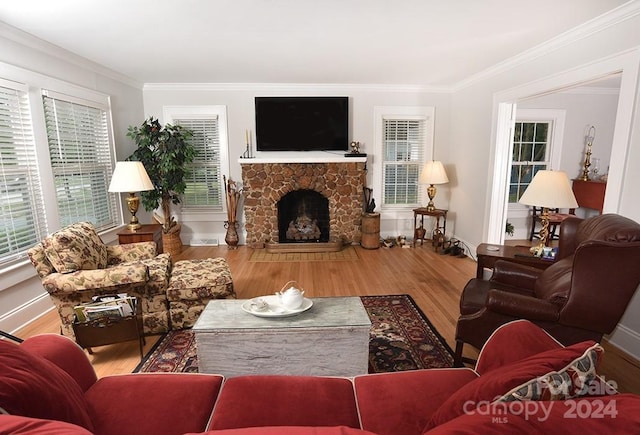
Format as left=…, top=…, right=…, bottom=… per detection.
left=42, top=91, right=118, bottom=230
left=174, top=117, right=223, bottom=209
left=0, top=80, right=47, bottom=266
left=382, top=118, right=426, bottom=205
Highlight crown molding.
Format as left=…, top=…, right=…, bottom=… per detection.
left=0, top=22, right=142, bottom=90
left=142, top=82, right=453, bottom=94
left=452, top=1, right=640, bottom=91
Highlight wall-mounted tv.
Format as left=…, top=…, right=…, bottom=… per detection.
left=255, top=96, right=348, bottom=151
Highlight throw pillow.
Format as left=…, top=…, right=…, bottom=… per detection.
left=424, top=340, right=600, bottom=430
left=0, top=340, right=94, bottom=431
left=497, top=343, right=603, bottom=402
left=43, top=222, right=107, bottom=273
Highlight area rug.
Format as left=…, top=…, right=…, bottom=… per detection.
left=249, top=246, right=359, bottom=262
left=134, top=294, right=454, bottom=374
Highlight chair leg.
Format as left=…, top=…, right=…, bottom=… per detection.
left=454, top=340, right=464, bottom=367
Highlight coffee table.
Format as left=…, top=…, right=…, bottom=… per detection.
left=192, top=296, right=371, bottom=378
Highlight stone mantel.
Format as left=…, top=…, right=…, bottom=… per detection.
left=240, top=160, right=367, bottom=248
left=239, top=151, right=366, bottom=164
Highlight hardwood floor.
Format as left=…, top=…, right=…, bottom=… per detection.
left=15, top=243, right=640, bottom=394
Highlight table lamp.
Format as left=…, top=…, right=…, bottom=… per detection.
left=519, top=170, right=578, bottom=256
left=419, top=161, right=449, bottom=212
left=108, top=161, right=155, bottom=230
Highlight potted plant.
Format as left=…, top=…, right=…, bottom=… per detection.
left=127, top=117, right=195, bottom=255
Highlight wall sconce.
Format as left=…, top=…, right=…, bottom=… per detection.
left=108, top=161, right=155, bottom=230
left=419, top=161, right=449, bottom=212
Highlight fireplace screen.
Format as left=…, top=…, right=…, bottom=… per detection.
left=278, top=189, right=329, bottom=243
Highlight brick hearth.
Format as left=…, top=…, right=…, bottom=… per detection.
left=241, top=161, right=366, bottom=248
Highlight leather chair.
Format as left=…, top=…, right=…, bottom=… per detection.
left=454, top=213, right=640, bottom=367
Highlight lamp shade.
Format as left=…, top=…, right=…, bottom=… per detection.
left=108, top=161, right=154, bottom=193
left=419, top=161, right=449, bottom=185
left=519, top=170, right=578, bottom=209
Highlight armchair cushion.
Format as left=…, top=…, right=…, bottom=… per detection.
left=42, top=222, right=107, bottom=273
left=106, top=241, right=158, bottom=265
left=41, top=262, right=149, bottom=294
left=0, top=340, right=94, bottom=431
left=533, top=255, right=573, bottom=303
left=425, top=340, right=600, bottom=429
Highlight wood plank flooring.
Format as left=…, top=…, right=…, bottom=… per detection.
left=15, top=244, right=640, bottom=394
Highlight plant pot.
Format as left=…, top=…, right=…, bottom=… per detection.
left=162, top=224, right=182, bottom=258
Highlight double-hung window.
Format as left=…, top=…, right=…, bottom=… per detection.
left=164, top=106, right=229, bottom=212
left=42, top=91, right=118, bottom=230
left=374, top=106, right=434, bottom=209
left=0, top=79, right=47, bottom=267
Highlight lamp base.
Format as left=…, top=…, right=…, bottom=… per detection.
left=125, top=193, right=142, bottom=231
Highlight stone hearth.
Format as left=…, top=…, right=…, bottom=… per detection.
left=241, top=161, right=366, bottom=248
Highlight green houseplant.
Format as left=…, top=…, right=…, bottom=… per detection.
left=127, top=117, right=195, bottom=238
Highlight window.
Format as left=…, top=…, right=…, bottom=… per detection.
left=164, top=106, right=229, bottom=212
left=42, top=91, right=118, bottom=230
left=509, top=121, right=551, bottom=202
left=374, top=106, right=434, bottom=209
left=0, top=79, right=48, bottom=267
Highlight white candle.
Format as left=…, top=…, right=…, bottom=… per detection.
left=245, top=129, right=249, bottom=145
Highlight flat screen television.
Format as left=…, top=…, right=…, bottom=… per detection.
left=255, top=96, right=348, bottom=151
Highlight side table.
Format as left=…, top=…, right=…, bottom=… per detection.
left=117, top=223, right=163, bottom=254
left=476, top=243, right=555, bottom=279
left=413, top=208, right=448, bottom=249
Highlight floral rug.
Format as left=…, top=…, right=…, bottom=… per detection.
left=134, top=294, right=454, bottom=374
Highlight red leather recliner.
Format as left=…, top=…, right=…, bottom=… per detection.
left=454, top=213, right=640, bottom=367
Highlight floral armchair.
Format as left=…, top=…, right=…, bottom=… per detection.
left=27, top=222, right=172, bottom=339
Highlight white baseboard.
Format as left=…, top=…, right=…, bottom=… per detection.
left=607, top=323, right=640, bottom=360
left=0, top=293, right=54, bottom=336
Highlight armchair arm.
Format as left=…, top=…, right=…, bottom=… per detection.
left=106, top=241, right=157, bottom=265
left=486, top=289, right=560, bottom=322
left=489, top=260, right=543, bottom=293
left=41, top=263, right=148, bottom=294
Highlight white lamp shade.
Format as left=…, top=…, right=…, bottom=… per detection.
left=108, top=161, right=154, bottom=193
left=419, top=161, right=449, bottom=185
left=519, top=170, right=578, bottom=209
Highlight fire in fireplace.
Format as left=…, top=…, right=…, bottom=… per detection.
left=278, top=189, right=330, bottom=243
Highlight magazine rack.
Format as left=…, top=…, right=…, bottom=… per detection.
left=72, top=297, right=145, bottom=359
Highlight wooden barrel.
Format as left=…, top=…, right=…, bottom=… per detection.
left=361, top=212, right=380, bottom=249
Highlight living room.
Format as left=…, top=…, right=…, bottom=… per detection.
left=2, top=0, right=640, bottom=416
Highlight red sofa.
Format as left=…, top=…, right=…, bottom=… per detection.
left=1, top=320, right=639, bottom=434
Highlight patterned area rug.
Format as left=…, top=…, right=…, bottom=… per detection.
left=134, top=294, right=454, bottom=374
left=249, top=246, right=359, bottom=262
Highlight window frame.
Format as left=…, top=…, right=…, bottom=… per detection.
left=373, top=106, right=435, bottom=217
left=163, top=105, right=230, bottom=221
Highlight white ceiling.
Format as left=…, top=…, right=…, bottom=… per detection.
left=0, top=0, right=630, bottom=87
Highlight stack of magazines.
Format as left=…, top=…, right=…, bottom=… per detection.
left=74, top=294, right=137, bottom=323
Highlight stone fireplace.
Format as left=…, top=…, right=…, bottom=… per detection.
left=241, top=160, right=367, bottom=250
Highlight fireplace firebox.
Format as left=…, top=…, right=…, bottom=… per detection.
left=278, top=190, right=329, bottom=243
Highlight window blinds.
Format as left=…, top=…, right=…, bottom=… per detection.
left=174, top=117, right=223, bottom=209
left=382, top=118, right=425, bottom=205
left=0, top=81, right=47, bottom=266
left=42, top=92, right=118, bottom=229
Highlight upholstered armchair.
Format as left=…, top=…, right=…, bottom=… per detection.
left=27, top=222, right=172, bottom=339
left=454, top=213, right=640, bottom=366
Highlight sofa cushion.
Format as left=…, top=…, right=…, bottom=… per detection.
left=424, top=394, right=640, bottom=434
left=209, top=376, right=360, bottom=430
left=497, top=343, right=603, bottom=401
left=43, top=222, right=108, bottom=273
left=0, top=340, right=94, bottom=431
left=198, top=427, right=378, bottom=435
left=425, top=340, right=599, bottom=429
left=0, top=415, right=93, bottom=434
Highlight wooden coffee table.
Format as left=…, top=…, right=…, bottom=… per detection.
left=192, top=296, right=371, bottom=377
left=476, top=243, right=555, bottom=279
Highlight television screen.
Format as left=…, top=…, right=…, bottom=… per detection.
left=255, top=97, right=348, bottom=151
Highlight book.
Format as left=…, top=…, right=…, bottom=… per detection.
left=74, top=294, right=137, bottom=323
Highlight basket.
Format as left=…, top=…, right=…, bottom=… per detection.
left=162, top=224, right=182, bottom=257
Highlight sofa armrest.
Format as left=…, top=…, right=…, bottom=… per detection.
left=489, top=260, right=542, bottom=293
left=106, top=241, right=157, bottom=265
left=20, top=334, right=97, bottom=392
left=41, top=263, right=148, bottom=294
left=485, top=289, right=560, bottom=321
left=474, top=320, right=562, bottom=375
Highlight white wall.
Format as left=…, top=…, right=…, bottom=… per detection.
left=0, top=26, right=145, bottom=333
left=142, top=85, right=452, bottom=244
